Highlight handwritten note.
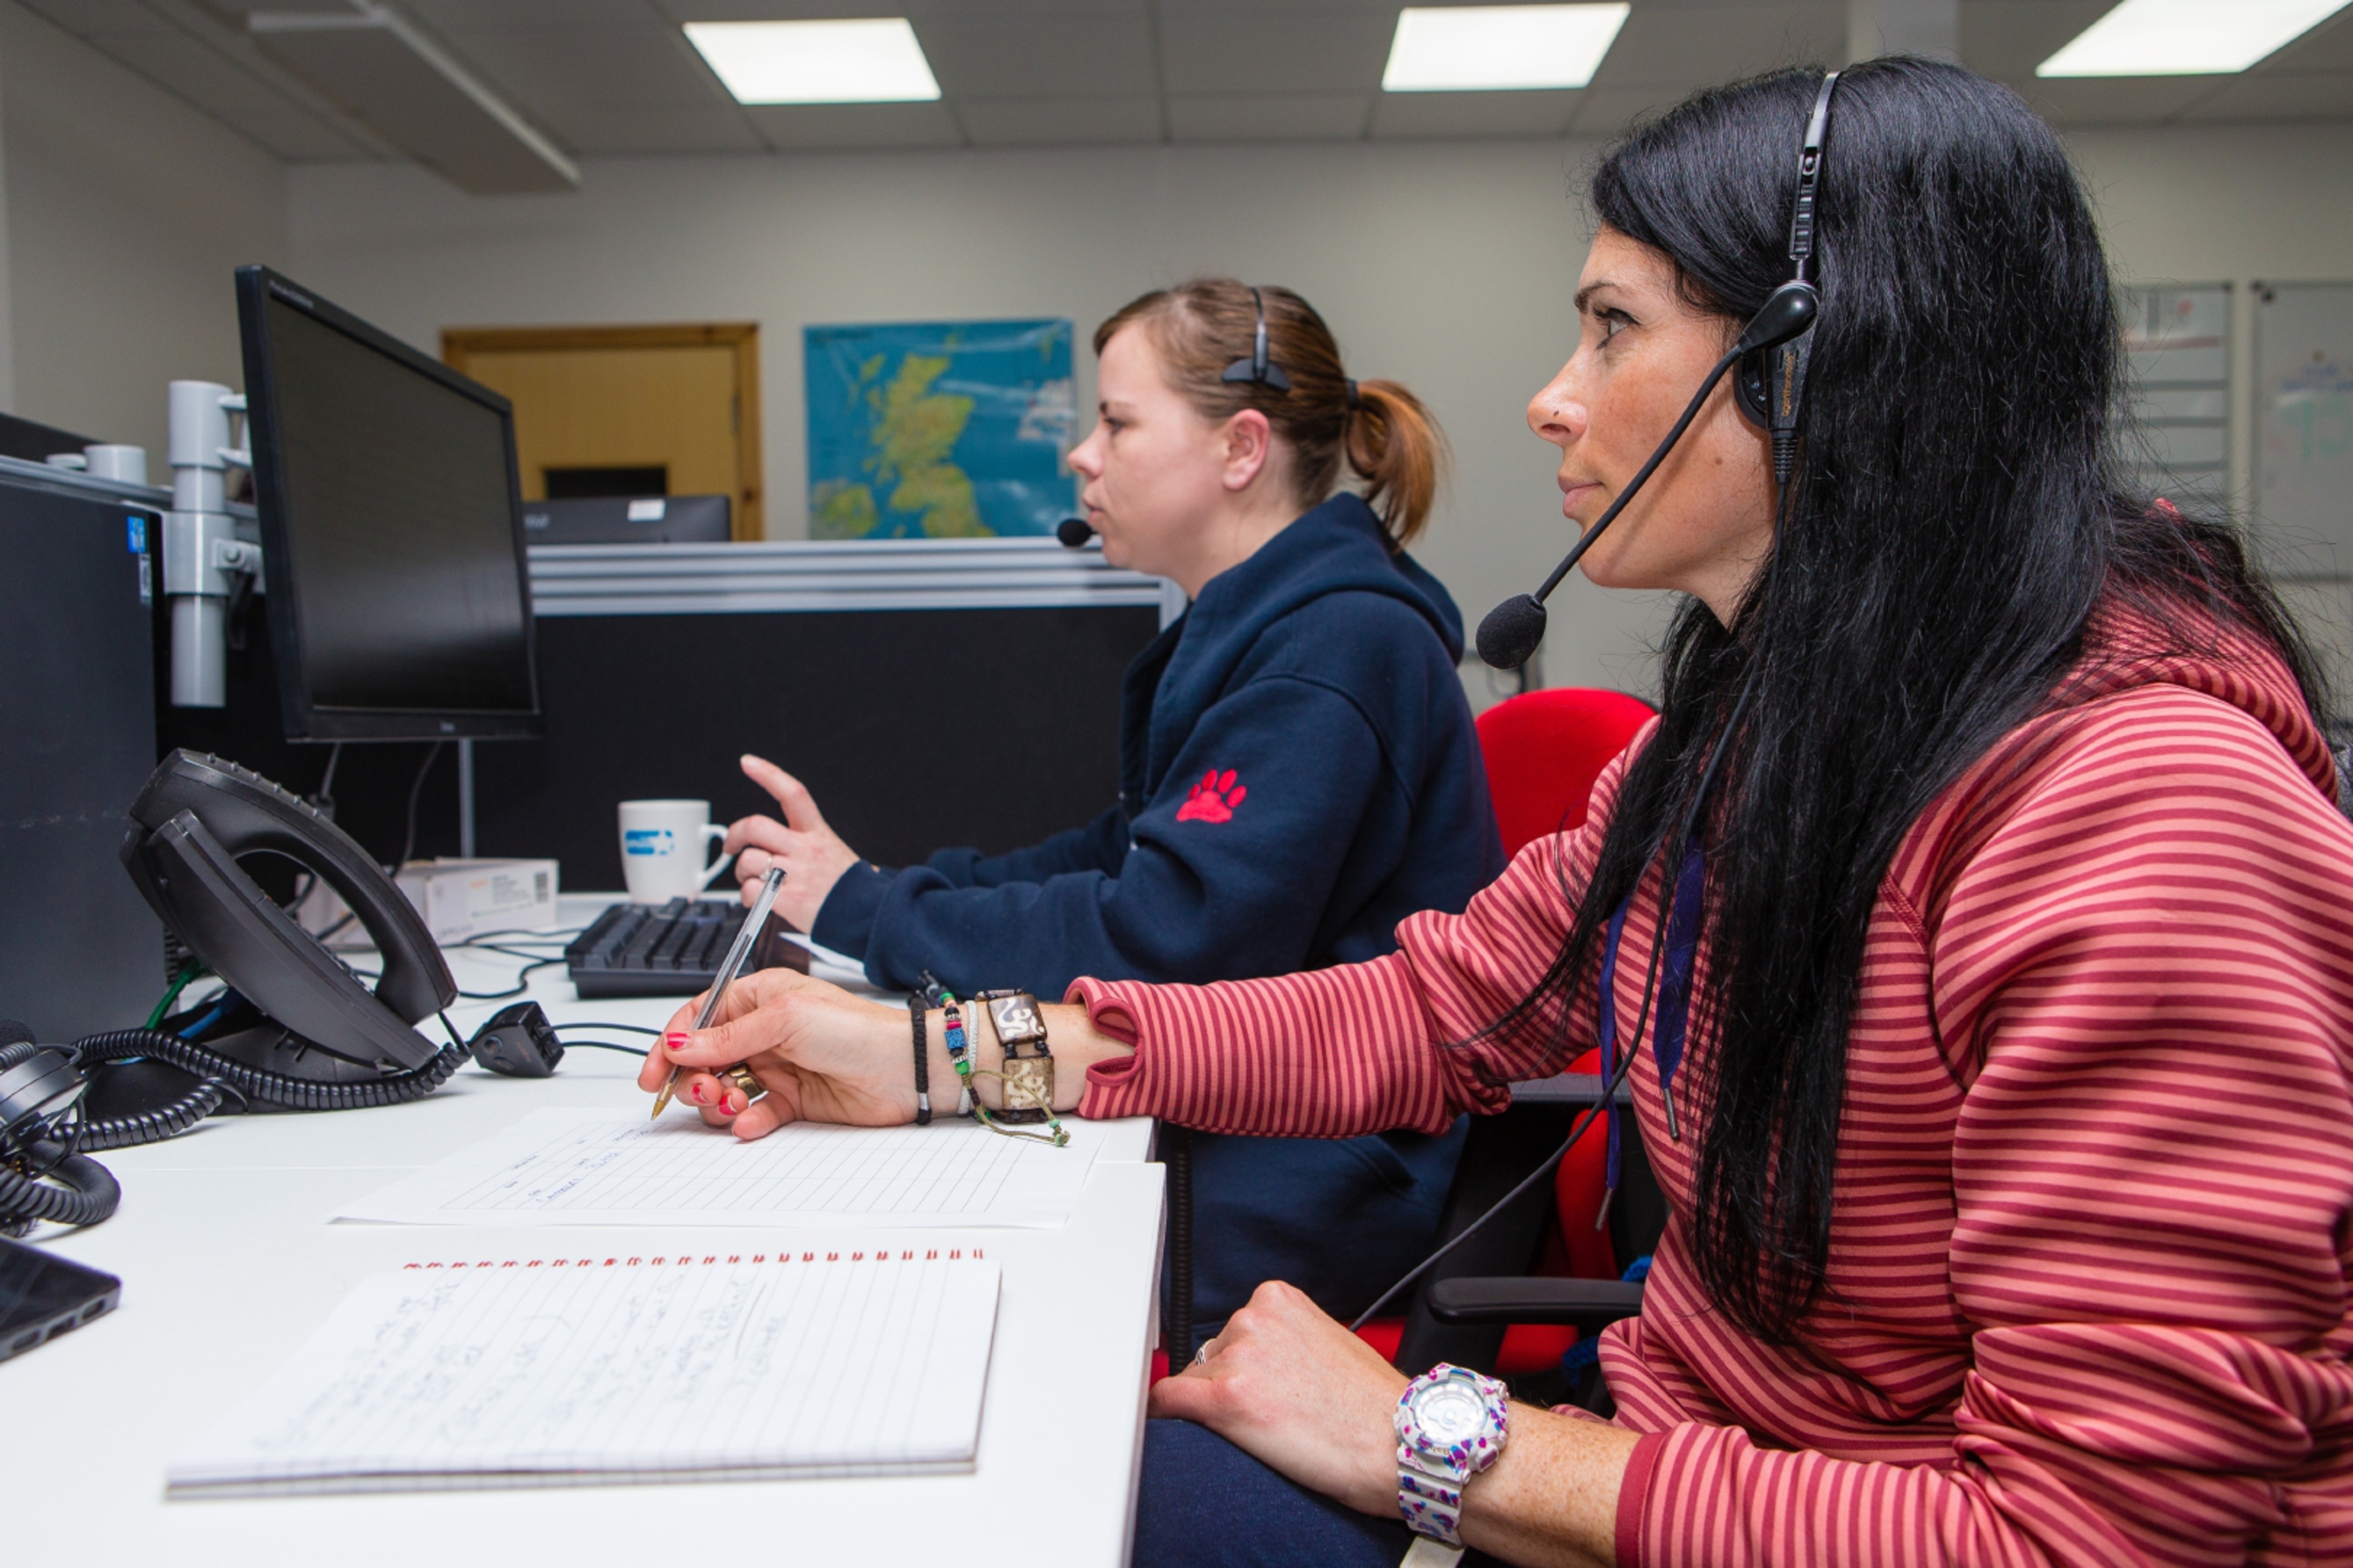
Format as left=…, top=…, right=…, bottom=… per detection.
left=335, top=1109, right=1105, bottom=1228
left=168, top=1251, right=998, bottom=1497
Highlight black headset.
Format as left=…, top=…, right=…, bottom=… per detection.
left=1477, top=70, right=1843, bottom=671
left=1220, top=285, right=1293, bottom=392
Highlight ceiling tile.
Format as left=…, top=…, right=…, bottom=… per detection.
left=1370, top=88, right=1581, bottom=139
left=1960, top=1, right=2118, bottom=83
left=81, top=26, right=281, bottom=114
left=741, top=99, right=965, bottom=148
left=915, top=15, right=1155, bottom=97
left=2244, top=7, right=2353, bottom=72
left=2010, top=75, right=2229, bottom=126
left=2177, top=72, right=2353, bottom=123
left=1568, top=82, right=1683, bottom=137
left=1153, top=0, right=1393, bottom=12
left=957, top=93, right=1159, bottom=144
left=432, top=24, right=722, bottom=111
left=12, top=0, right=165, bottom=34
left=1590, top=4, right=1841, bottom=86
left=1168, top=92, right=1368, bottom=140
left=191, top=104, right=376, bottom=160
left=406, top=0, right=661, bottom=27
left=533, top=104, right=765, bottom=153
left=647, top=0, right=1150, bottom=19
left=1158, top=10, right=1392, bottom=95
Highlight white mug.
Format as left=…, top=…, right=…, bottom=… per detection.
left=618, top=799, right=732, bottom=903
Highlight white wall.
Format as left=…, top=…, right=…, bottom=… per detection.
left=0, top=1, right=286, bottom=461
left=286, top=139, right=1682, bottom=705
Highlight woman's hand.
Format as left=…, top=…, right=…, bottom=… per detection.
left=1151, top=1280, right=1636, bottom=1567
left=1149, top=1281, right=1406, bottom=1516
left=637, top=967, right=912, bottom=1139
left=723, top=754, right=864, bottom=931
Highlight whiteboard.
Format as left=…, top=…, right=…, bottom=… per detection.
left=2254, top=282, right=2353, bottom=577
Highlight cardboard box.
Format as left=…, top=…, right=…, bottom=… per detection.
left=299, top=858, right=560, bottom=949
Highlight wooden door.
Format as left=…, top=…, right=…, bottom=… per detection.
left=441, top=323, right=763, bottom=540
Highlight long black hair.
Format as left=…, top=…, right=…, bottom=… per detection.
left=1499, top=59, right=2329, bottom=1343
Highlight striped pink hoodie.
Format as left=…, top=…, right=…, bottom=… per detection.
left=1074, top=604, right=2353, bottom=1565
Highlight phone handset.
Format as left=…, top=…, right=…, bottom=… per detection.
left=121, top=750, right=457, bottom=1070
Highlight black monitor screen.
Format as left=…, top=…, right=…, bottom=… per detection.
left=241, top=268, right=538, bottom=738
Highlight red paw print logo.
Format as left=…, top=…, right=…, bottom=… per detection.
left=1176, top=769, right=1246, bottom=824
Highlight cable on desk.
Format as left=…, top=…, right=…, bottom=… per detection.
left=557, top=1022, right=661, bottom=1035
left=454, top=957, right=565, bottom=1001
left=75, top=1027, right=466, bottom=1114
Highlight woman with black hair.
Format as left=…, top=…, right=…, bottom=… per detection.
left=643, top=58, right=2353, bottom=1567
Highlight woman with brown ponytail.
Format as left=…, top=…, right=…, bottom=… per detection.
left=719, top=279, right=1505, bottom=1333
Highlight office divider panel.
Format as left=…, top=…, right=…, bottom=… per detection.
left=472, top=602, right=1163, bottom=889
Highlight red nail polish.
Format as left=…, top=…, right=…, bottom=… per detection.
left=663, top=1032, right=688, bottom=1050
left=690, top=1082, right=706, bottom=1103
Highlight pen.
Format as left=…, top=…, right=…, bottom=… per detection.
left=651, top=865, right=786, bottom=1120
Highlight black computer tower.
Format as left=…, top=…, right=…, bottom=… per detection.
left=0, top=470, right=163, bottom=1037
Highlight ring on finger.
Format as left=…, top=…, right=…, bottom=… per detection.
left=724, top=1064, right=765, bottom=1105
left=1191, top=1337, right=1214, bottom=1367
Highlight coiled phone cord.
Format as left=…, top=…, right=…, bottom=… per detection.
left=73, top=1027, right=467, bottom=1114
left=0, top=1140, right=119, bottom=1234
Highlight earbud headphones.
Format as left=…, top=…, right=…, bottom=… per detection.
left=1219, top=285, right=1292, bottom=392
left=1476, top=70, right=1843, bottom=670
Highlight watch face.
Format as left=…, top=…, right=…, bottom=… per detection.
left=1414, top=1382, right=1485, bottom=1446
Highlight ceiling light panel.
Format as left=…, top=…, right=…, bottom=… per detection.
left=683, top=18, right=940, bottom=105
left=1382, top=4, right=1630, bottom=93
left=2038, top=0, right=2353, bottom=76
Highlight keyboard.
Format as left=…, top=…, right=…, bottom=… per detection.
left=563, top=898, right=810, bottom=998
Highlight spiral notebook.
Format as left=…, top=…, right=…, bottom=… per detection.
left=167, top=1248, right=998, bottom=1499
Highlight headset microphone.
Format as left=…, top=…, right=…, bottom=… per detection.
left=1476, top=71, right=1840, bottom=673
left=1056, top=515, right=1095, bottom=548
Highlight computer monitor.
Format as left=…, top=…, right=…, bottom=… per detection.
left=235, top=265, right=541, bottom=742
left=521, top=493, right=732, bottom=545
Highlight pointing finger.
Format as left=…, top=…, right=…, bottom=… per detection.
left=741, top=754, right=828, bottom=835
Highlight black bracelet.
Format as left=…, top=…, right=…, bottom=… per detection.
left=908, top=994, right=932, bottom=1126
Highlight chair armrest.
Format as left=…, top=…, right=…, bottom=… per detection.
left=1427, top=1277, right=1644, bottom=1328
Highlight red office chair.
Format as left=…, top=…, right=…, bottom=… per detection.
left=1352, top=688, right=1656, bottom=1378
left=1477, top=687, right=1659, bottom=858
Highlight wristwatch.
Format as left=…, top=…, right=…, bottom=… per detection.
left=1393, top=1363, right=1509, bottom=1546
left=974, top=989, right=1052, bottom=1124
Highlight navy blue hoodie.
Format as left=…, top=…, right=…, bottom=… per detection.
left=814, top=492, right=1506, bottom=1327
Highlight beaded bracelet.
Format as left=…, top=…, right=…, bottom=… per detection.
left=940, top=995, right=975, bottom=1117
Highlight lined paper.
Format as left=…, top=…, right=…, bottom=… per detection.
left=168, top=1250, right=999, bottom=1497
left=335, top=1109, right=1104, bottom=1228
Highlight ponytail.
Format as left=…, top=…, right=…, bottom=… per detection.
left=1094, top=279, right=1447, bottom=552
left=1346, top=379, right=1447, bottom=549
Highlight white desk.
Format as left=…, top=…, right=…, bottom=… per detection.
left=4, top=898, right=1165, bottom=1565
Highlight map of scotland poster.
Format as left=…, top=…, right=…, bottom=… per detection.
left=804, top=318, right=1077, bottom=539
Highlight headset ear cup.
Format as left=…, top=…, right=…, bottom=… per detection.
left=1735, top=348, right=1771, bottom=429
